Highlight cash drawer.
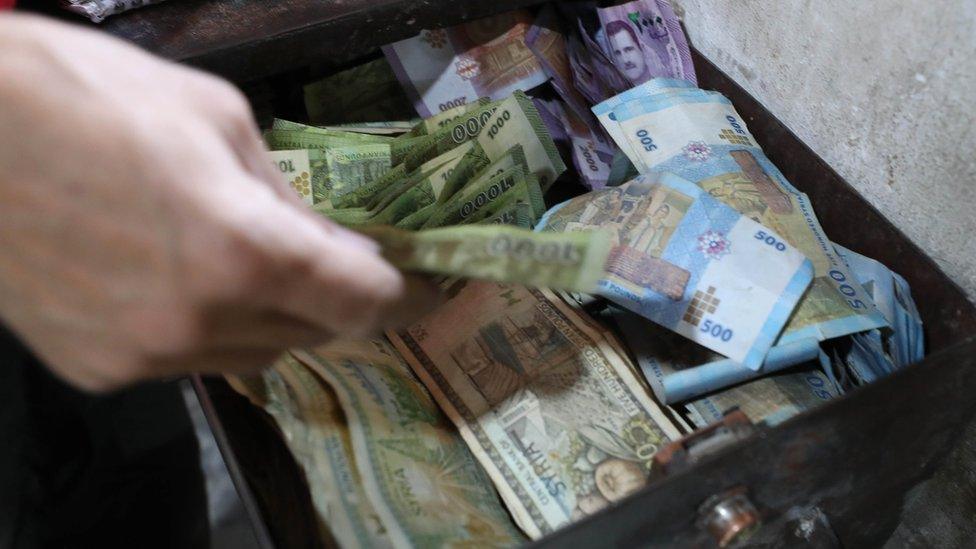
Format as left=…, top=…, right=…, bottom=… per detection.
left=29, top=0, right=975, bottom=546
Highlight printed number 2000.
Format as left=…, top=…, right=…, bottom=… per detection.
left=701, top=320, right=733, bottom=342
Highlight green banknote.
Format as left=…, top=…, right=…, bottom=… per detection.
left=303, top=58, right=415, bottom=124
left=401, top=92, right=565, bottom=190
left=359, top=224, right=612, bottom=293
left=271, top=118, right=394, bottom=144
left=323, top=144, right=393, bottom=205
left=421, top=164, right=543, bottom=229
left=226, top=358, right=391, bottom=549
left=268, top=149, right=325, bottom=205
left=402, top=97, right=494, bottom=137
left=291, top=340, right=525, bottom=547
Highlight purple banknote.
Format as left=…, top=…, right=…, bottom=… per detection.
left=597, top=0, right=696, bottom=86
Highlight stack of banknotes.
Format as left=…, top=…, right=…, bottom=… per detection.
left=234, top=2, right=925, bottom=545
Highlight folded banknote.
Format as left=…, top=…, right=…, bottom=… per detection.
left=606, top=88, right=889, bottom=346
left=383, top=10, right=548, bottom=117
left=538, top=171, right=813, bottom=369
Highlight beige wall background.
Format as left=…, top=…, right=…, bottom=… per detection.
left=671, top=0, right=976, bottom=301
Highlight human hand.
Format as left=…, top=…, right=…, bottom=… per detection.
left=0, top=14, right=440, bottom=392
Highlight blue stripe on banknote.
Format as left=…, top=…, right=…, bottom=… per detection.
left=741, top=261, right=816, bottom=368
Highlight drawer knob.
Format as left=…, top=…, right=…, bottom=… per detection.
left=697, top=486, right=761, bottom=547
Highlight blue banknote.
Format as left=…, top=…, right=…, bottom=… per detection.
left=538, top=171, right=813, bottom=369
left=612, top=306, right=828, bottom=403
left=606, top=88, right=888, bottom=346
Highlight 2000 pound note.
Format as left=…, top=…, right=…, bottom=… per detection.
left=389, top=281, right=681, bottom=539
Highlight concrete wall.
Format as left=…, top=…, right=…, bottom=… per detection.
left=671, top=0, right=976, bottom=301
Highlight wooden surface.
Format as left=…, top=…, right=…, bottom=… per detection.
left=20, top=0, right=547, bottom=82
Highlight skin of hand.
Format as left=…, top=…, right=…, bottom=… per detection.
left=0, top=14, right=441, bottom=392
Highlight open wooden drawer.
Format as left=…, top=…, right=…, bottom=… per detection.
left=24, top=0, right=975, bottom=545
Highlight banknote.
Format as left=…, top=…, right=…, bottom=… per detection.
left=596, top=0, right=697, bottom=87
left=835, top=243, right=924, bottom=368
left=544, top=99, right=614, bottom=189
left=271, top=118, right=395, bottom=143
left=403, top=92, right=566, bottom=193
left=591, top=77, right=695, bottom=170
left=683, top=367, right=839, bottom=428
left=403, top=98, right=494, bottom=137
left=291, top=340, right=524, bottom=547
left=269, top=149, right=315, bottom=205
left=538, top=172, right=813, bottom=369
left=611, top=90, right=889, bottom=345
left=359, top=224, right=611, bottom=293
left=557, top=2, right=633, bottom=98
left=388, top=281, right=681, bottom=538
left=611, top=307, right=827, bottom=403
left=421, top=156, right=541, bottom=228
left=304, top=58, right=416, bottom=124
left=323, top=144, right=394, bottom=204
left=524, top=5, right=595, bottom=127
left=326, top=121, right=418, bottom=135
left=226, top=358, right=392, bottom=549
left=383, top=10, right=549, bottom=117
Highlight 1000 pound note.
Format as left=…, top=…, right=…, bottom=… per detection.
left=389, top=281, right=680, bottom=539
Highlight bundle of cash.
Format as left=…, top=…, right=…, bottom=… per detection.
left=233, top=4, right=930, bottom=547
left=229, top=343, right=527, bottom=547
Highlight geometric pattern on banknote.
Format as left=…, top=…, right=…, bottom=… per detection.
left=606, top=245, right=689, bottom=300
left=682, top=286, right=719, bottom=327
left=718, top=128, right=752, bottom=147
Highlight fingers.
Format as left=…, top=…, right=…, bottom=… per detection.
left=216, top=186, right=443, bottom=337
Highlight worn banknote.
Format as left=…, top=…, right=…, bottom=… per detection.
left=63, top=0, right=166, bottom=23
left=226, top=358, right=392, bottom=549
left=389, top=281, right=681, bottom=538
left=269, top=149, right=316, bottom=205
left=383, top=10, right=548, bottom=117
left=683, top=366, right=839, bottom=428
left=304, top=58, right=415, bottom=124
left=360, top=225, right=611, bottom=293
left=591, top=77, right=694, bottom=170
left=596, top=0, right=696, bottom=87
left=540, top=98, right=614, bottom=190
left=610, top=89, right=889, bottom=345
left=402, top=91, right=566, bottom=194
left=291, top=340, right=524, bottom=548
left=611, top=307, right=828, bottom=403
left=538, top=172, right=813, bottom=369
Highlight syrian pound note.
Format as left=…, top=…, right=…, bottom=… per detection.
left=303, top=58, right=415, bottom=124
left=226, top=358, right=393, bottom=549
left=324, top=144, right=393, bottom=203
left=388, top=282, right=681, bottom=539
left=545, top=99, right=614, bottom=189
left=360, top=225, right=611, bottom=293
left=269, top=149, right=314, bottom=204
left=611, top=90, right=889, bottom=344
left=524, top=5, right=595, bottom=127
left=291, top=341, right=524, bottom=548
left=383, top=10, right=549, bottom=117
left=684, top=368, right=838, bottom=428
left=596, top=0, right=696, bottom=87
left=538, top=172, right=813, bottom=369
left=610, top=307, right=825, bottom=403
left=590, top=78, right=695, bottom=170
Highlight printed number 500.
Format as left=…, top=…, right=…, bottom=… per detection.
left=701, top=320, right=733, bottom=342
